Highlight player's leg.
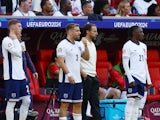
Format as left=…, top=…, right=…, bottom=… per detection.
left=4, top=80, right=19, bottom=120
left=72, top=102, right=82, bottom=120
left=125, top=77, right=139, bottom=120
left=89, top=77, right=101, bottom=120
left=137, top=82, right=147, bottom=117
left=82, top=76, right=92, bottom=120
left=120, top=90, right=127, bottom=99
left=59, top=83, right=73, bottom=120
left=19, top=79, right=31, bottom=120
left=130, top=78, right=145, bottom=120
left=59, top=102, right=70, bottom=120
left=72, top=83, right=83, bottom=120
left=98, top=87, right=108, bottom=100
left=138, top=91, right=147, bottom=117
left=19, top=96, right=31, bottom=120
left=125, top=97, right=135, bottom=120
left=6, top=101, right=16, bottom=120
left=106, top=88, right=121, bottom=99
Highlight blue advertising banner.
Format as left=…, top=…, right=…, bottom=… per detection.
left=0, top=17, right=160, bottom=29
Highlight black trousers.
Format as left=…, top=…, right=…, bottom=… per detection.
left=82, top=75, right=101, bottom=120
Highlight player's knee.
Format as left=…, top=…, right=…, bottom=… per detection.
left=22, top=96, right=31, bottom=106
left=115, top=89, right=121, bottom=98
left=73, top=102, right=82, bottom=114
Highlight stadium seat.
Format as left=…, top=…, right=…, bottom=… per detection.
left=96, top=50, right=112, bottom=87
left=36, top=49, right=54, bottom=87
left=97, top=50, right=108, bottom=61
left=97, top=67, right=109, bottom=87
left=114, top=50, right=122, bottom=64
left=96, top=61, right=112, bottom=70
left=147, top=67, right=160, bottom=101
left=27, top=68, right=56, bottom=101
left=147, top=49, right=159, bottom=62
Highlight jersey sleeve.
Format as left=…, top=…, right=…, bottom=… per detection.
left=122, top=43, right=135, bottom=83
left=145, top=47, right=152, bottom=85
left=56, top=42, right=66, bottom=57
left=122, top=44, right=130, bottom=59
left=3, top=38, right=21, bottom=57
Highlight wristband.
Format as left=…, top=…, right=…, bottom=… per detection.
left=67, top=73, right=72, bottom=77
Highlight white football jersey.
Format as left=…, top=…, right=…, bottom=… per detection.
left=122, top=40, right=149, bottom=84
left=57, top=39, right=84, bottom=83
left=2, top=37, right=26, bottom=80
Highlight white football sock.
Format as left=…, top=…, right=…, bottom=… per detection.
left=73, top=113, right=82, bottom=120
left=6, top=101, right=16, bottom=120
left=19, top=96, right=30, bottom=120
left=125, top=98, right=135, bottom=120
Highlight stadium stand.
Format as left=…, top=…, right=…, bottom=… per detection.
left=27, top=68, right=56, bottom=101
left=96, top=50, right=112, bottom=87
left=36, top=49, right=54, bottom=87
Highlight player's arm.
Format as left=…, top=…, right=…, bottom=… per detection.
left=145, top=49, right=152, bottom=87
left=25, top=52, right=38, bottom=79
left=145, top=61, right=152, bottom=87
left=81, top=38, right=90, bottom=60
left=56, top=56, right=75, bottom=84
left=122, top=46, right=135, bottom=86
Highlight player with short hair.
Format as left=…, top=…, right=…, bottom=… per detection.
left=2, top=19, right=30, bottom=120
left=56, top=23, right=89, bottom=120
left=122, top=26, right=152, bottom=120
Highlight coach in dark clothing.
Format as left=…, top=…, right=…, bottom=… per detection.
left=81, top=23, right=101, bottom=120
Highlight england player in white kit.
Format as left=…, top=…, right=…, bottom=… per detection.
left=56, top=23, right=89, bottom=120
left=122, top=26, right=152, bottom=120
left=2, top=20, right=30, bottom=120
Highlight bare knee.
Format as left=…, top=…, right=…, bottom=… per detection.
left=73, top=102, right=82, bottom=114
left=98, top=87, right=107, bottom=100
left=60, top=102, right=69, bottom=117
left=113, top=89, right=121, bottom=99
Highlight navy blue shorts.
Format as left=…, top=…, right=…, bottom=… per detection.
left=126, top=76, right=145, bottom=98
left=4, top=79, right=30, bottom=101
left=59, top=83, right=83, bottom=103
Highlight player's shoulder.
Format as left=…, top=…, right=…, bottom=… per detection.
left=139, top=41, right=146, bottom=46
left=2, top=36, right=11, bottom=43
left=123, top=40, right=132, bottom=48
left=57, top=39, right=69, bottom=48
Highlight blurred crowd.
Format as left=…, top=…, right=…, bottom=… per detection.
left=0, top=0, right=160, bottom=17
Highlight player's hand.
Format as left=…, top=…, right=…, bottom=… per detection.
left=129, top=81, right=135, bottom=87
left=81, top=37, right=87, bottom=47
left=33, top=72, right=38, bottom=80
left=68, top=76, right=75, bottom=84
left=16, top=33, right=22, bottom=40
left=147, top=84, right=153, bottom=90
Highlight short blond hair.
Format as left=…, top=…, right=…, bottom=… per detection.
left=8, top=19, right=21, bottom=28
left=65, top=23, right=79, bottom=33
